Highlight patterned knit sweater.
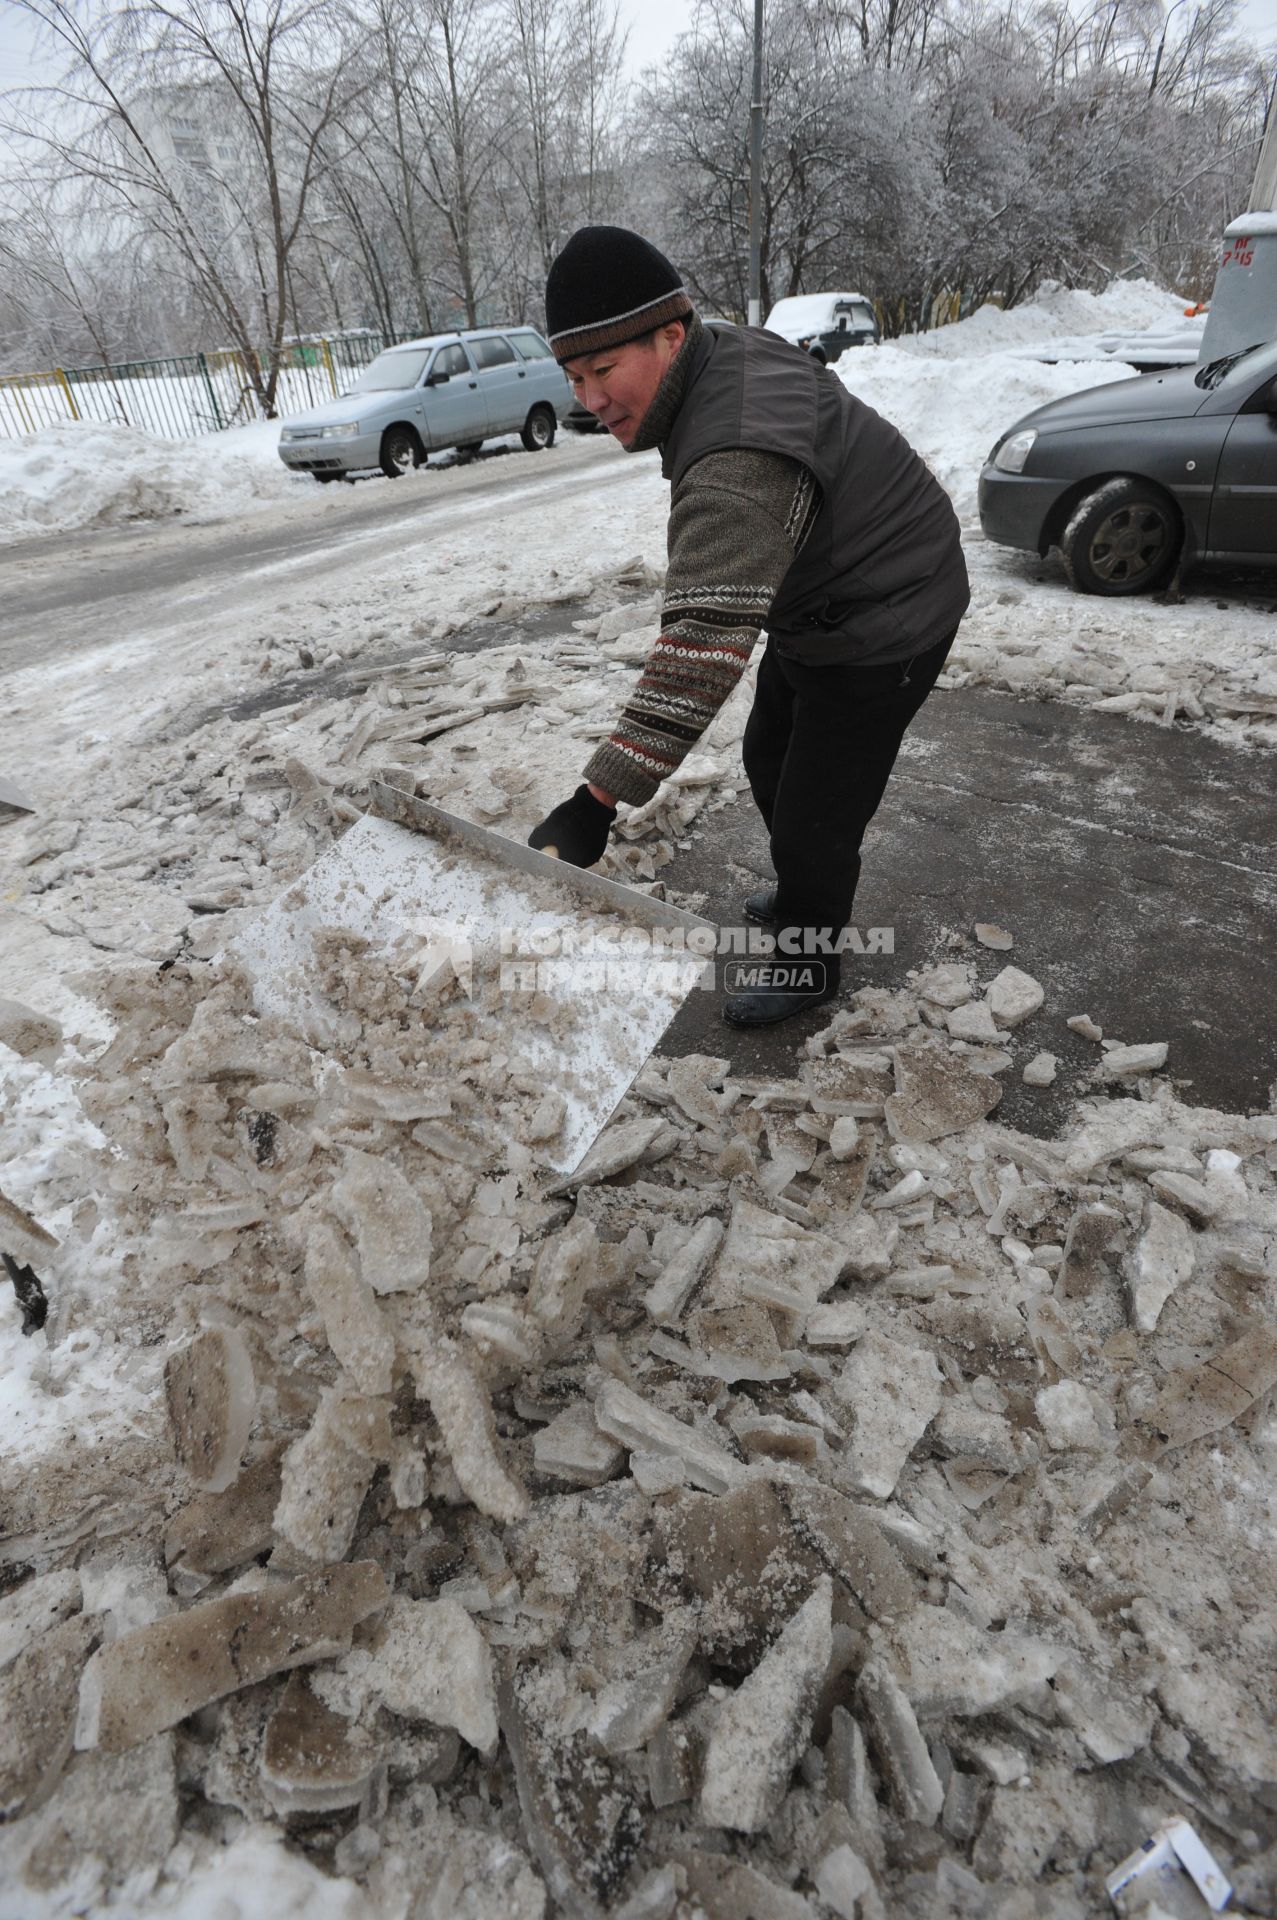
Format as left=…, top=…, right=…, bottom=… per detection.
left=583, top=317, right=819, bottom=809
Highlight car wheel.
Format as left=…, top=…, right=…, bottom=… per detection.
left=1060, top=479, right=1180, bottom=595
left=521, top=405, right=556, bottom=452
left=379, top=425, right=423, bottom=479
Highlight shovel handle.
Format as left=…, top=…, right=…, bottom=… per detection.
left=541, top=844, right=560, bottom=860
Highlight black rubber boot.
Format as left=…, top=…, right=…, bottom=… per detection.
left=722, top=972, right=840, bottom=1028
left=743, top=886, right=779, bottom=924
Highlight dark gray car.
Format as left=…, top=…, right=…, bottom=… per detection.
left=978, top=338, right=1277, bottom=594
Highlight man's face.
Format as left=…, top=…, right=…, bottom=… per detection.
left=562, top=320, right=686, bottom=447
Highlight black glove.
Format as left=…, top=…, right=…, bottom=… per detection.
left=528, top=784, right=617, bottom=867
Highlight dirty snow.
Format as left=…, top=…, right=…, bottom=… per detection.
left=1, top=275, right=1275, bottom=1919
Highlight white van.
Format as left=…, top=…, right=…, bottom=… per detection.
left=764, top=293, right=880, bottom=364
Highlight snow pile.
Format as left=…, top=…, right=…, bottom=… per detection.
left=893, top=278, right=1192, bottom=360
left=834, top=348, right=1134, bottom=513
left=2, top=906, right=1276, bottom=1918
left=0, top=419, right=304, bottom=543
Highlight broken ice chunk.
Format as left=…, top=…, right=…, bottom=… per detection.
left=777, top=1482, right=914, bottom=1622
left=533, top=1403, right=624, bottom=1488
left=594, top=1379, right=747, bottom=1495
left=684, top=1303, right=792, bottom=1383
left=1057, top=1202, right=1126, bottom=1299
left=732, top=1413, right=824, bottom=1466
left=304, top=1220, right=395, bottom=1396
left=164, top=1451, right=284, bottom=1578
left=834, top=1331, right=943, bottom=1499
left=804, top=1299, right=866, bottom=1348
left=329, top=1147, right=432, bottom=1293
left=885, top=1044, right=1001, bottom=1143
left=0, top=996, right=61, bottom=1062
left=260, top=1673, right=381, bottom=1815
left=973, top=923, right=1013, bottom=950
left=1022, top=1051, right=1057, bottom=1087
left=499, top=1664, right=644, bottom=1914
left=526, top=1217, right=596, bottom=1349
left=1096, top=1041, right=1169, bottom=1080
left=1144, top=1324, right=1277, bottom=1450
left=163, top=1326, right=256, bottom=1494
left=856, top=1655, right=943, bottom=1826
left=699, top=1578, right=833, bottom=1832
left=0, top=1569, right=82, bottom=1671
left=589, top=1627, right=697, bottom=1755
left=710, top=1196, right=847, bottom=1321
left=359, top=1595, right=498, bottom=1753
left=1052, top=1661, right=1154, bottom=1765
left=945, top=1000, right=1001, bottom=1044
left=870, top=1169, right=929, bottom=1209
left=546, top=1115, right=669, bottom=1194
left=274, top=1389, right=386, bottom=1564
left=911, top=963, right=974, bottom=1010
left=814, top=1845, right=875, bottom=1920
left=0, top=1614, right=96, bottom=1818
left=986, top=966, right=1044, bottom=1028
left=75, top=1562, right=389, bottom=1753
left=1146, top=1169, right=1219, bottom=1226
left=891, top=1608, right=1065, bottom=1716
left=801, top=1057, right=893, bottom=1118
left=1128, top=1199, right=1195, bottom=1332
left=1029, top=1382, right=1098, bottom=1451
left=644, top=1214, right=724, bottom=1324
left=526, top=1091, right=566, bottom=1141
left=402, top=1330, right=529, bottom=1524
left=679, top=1850, right=819, bottom=1919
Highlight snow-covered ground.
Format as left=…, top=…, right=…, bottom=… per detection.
left=1, top=278, right=1275, bottom=1919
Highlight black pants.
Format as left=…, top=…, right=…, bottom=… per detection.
left=741, top=626, right=958, bottom=971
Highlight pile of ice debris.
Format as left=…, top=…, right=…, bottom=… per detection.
left=2, top=573, right=730, bottom=997
left=3, top=895, right=1276, bottom=1920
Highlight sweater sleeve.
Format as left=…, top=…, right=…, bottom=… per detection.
left=583, top=449, right=820, bottom=807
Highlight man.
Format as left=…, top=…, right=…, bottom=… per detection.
left=529, top=226, right=969, bottom=1028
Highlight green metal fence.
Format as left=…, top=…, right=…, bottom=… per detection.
left=0, top=329, right=421, bottom=443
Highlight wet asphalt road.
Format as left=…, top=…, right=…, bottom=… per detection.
left=657, top=682, right=1277, bottom=1135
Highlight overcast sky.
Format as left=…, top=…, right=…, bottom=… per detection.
left=2, top=0, right=1274, bottom=108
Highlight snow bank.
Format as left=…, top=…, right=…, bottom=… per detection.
left=893, top=276, right=1191, bottom=359
left=0, top=419, right=303, bottom=544
left=835, top=345, right=1135, bottom=512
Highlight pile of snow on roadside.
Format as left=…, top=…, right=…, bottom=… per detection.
left=835, top=348, right=1134, bottom=514
left=0, top=419, right=302, bottom=544
left=892, top=276, right=1191, bottom=359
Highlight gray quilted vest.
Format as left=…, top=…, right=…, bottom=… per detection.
left=660, top=323, right=970, bottom=664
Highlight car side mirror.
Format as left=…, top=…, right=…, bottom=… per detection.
left=425, top=370, right=450, bottom=386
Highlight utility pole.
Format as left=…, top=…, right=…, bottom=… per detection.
left=747, top=0, right=764, bottom=326
left=1253, top=85, right=1277, bottom=211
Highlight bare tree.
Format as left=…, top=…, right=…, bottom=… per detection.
left=5, top=0, right=368, bottom=411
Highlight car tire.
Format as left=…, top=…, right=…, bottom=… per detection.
left=379, top=425, right=423, bottom=479
left=1060, top=479, right=1180, bottom=596
left=521, top=405, right=556, bottom=452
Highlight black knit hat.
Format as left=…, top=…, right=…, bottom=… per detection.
left=545, top=226, right=694, bottom=363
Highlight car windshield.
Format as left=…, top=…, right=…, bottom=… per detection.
left=349, top=349, right=431, bottom=392
left=1194, top=342, right=1264, bottom=391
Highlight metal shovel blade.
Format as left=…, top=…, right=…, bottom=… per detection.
left=230, top=783, right=716, bottom=1175
left=0, top=775, right=36, bottom=821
